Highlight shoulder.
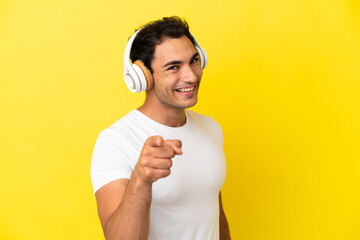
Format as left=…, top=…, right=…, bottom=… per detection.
left=186, top=109, right=221, bottom=128
left=186, top=109, right=224, bottom=144
left=97, top=110, right=145, bottom=140
left=107, top=110, right=139, bottom=133
left=92, top=110, right=144, bottom=158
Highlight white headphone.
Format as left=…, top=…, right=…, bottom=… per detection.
left=123, top=28, right=208, bottom=93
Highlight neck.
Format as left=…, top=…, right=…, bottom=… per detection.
left=137, top=102, right=186, bottom=128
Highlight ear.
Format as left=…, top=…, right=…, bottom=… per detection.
left=133, top=60, right=154, bottom=90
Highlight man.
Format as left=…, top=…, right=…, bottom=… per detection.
left=91, top=16, right=230, bottom=240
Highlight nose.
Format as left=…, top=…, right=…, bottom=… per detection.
left=182, top=64, right=201, bottom=83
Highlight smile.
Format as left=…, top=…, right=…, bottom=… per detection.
left=175, top=86, right=195, bottom=92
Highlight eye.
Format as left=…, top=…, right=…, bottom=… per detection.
left=167, top=65, right=179, bottom=71
left=191, top=57, right=200, bottom=64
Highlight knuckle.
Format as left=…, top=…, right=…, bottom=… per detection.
left=141, top=157, right=150, bottom=167
left=167, top=159, right=173, bottom=168
left=144, top=168, right=153, bottom=178
left=142, top=148, right=151, bottom=156
left=164, top=169, right=171, bottom=177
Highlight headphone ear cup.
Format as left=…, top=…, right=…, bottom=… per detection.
left=133, top=60, right=154, bottom=91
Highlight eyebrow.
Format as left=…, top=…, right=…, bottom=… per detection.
left=162, top=52, right=200, bottom=69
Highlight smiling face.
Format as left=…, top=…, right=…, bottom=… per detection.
left=146, top=35, right=203, bottom=111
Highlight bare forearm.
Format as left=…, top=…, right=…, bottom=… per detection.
left=104, top=173, right=152, bottom=240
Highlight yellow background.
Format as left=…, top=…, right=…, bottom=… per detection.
left=1, top=0, right=360, bottom=239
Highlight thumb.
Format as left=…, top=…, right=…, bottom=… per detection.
left=147, top=135, right=164, bottom=147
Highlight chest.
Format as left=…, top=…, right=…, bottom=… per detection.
left=123, top=118, right=226, bottom=205
left=151, top=131, right=226, bottom=205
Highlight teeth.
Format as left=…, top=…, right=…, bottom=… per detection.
left=177, top=86, right=194, bottom=92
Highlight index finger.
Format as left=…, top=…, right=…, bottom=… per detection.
left=164, top=139, right=183, bottom=155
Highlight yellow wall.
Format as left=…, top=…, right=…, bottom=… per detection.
left=1, top=0, right=359, bottom=239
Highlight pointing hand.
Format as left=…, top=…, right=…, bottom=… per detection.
left=134, top=135, right=182, bottom=183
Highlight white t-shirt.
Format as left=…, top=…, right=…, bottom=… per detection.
left=91, top=109, right=226, bottom=240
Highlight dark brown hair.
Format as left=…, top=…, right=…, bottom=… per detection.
left=130, top=16, right=195, bottom=73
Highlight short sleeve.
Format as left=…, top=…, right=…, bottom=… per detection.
left=90, top=129, right=133, bottom=194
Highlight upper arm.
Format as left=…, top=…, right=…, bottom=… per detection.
left=95, top=178, right=130, bottom=230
